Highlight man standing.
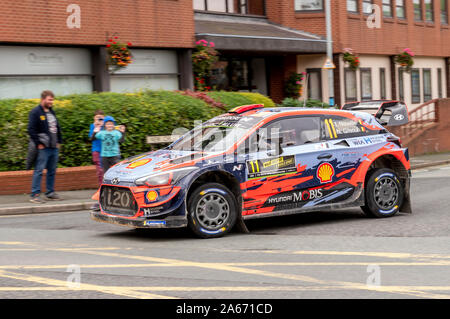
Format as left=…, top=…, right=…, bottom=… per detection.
left=28, top=90, right=62, bottom=203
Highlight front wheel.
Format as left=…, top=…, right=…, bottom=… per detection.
left=362, top=168, right=404, bottom=218
left=187, top=183, right=238, bottom=238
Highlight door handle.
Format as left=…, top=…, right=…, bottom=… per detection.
left=317, top=153, right=333, bottom=160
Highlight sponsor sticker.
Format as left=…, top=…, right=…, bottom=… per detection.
left=143, top=220, right=166, bottom=226
left=317, top=163, right=335, bottom=183
left=247, top=155, right=296, bottom=179
left=126, top=158, right=151, bottom=169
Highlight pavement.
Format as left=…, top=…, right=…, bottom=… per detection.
left=0, top=152, right=449, bottom=216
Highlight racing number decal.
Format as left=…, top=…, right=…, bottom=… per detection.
left=248, top=160, right=261, bottom=175
left=324, top=119, right=338, bottom=139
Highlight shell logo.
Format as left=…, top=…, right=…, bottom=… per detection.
left=126, top=158, right=151, bottom=169
left=317, top=163, right=335, bottom=183
left=146, top=190, right=158, bottom=202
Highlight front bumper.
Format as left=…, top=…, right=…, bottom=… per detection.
left=90, top=211, right=188, bottom=229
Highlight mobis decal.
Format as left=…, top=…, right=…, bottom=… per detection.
left=247, top=155, right=296, bottom=179
left=317, top=162, right=335, bottom=183
left=266, top=189, right=323, bottom=206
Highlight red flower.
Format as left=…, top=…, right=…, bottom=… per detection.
left=127, top=42, right=132, bottom=46
left=106, top=44, right=111, bottom=48
left=113, top=42, right=117, bottom=45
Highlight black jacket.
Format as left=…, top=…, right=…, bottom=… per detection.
left=27, top=105, right=63, bottom=148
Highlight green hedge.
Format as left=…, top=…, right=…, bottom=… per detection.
left=0, top=90, right=274, bottom=171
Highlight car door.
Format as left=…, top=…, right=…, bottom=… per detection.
left=240, top=115, right=334, bottom=215
left=318, top=114, right=384, bottom=205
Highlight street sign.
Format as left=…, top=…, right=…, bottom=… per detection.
left=322, top=57, right=336, bottom=69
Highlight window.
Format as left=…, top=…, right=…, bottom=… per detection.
left=263, top=117, right=322, bottom=149
left=363, top=0, right=374, bottom=14
left=193, top=0, right=265, bottom=16
left=323, top=116, right=376, bottom=140
left=399, top=68, right=405, bottom=101
left=307, top=68, right=322, bottom=101
left=295, top=0, right=324, bottom=11
left=383, top=0, right=393, bottom=17
left=411, top=69, right=421, bottom=103
left=345, top=69, right=357, bottom=101
left=423, top=69, right=432, bottom=101
left=380, top=68, right=387, bottom=100
left=438, top=68, right=443, bottom=98
left=347, top=0, right=359, bottom=13
left=414, top=0, right=423, bottom=21
left=441, top=0, right=448, bottom=24
left=396, top=0, right=406, bottom=18
left=425, top=0, right=434, bottom=21
left=360, top=68, right=373, bottom=101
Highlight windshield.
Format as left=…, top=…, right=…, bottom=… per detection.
left=169, top=114, right=261, bottom=153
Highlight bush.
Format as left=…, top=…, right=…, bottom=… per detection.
left=278, top=98, right=330, bottom=108
left=206, top=91, right=275, bottom=111
left=0, top=90, right=275, bottom=171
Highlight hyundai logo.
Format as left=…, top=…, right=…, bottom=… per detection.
left=111, top=178, right=120, bottom=185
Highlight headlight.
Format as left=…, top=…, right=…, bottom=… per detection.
left=135, top=167, right=198, bottom=187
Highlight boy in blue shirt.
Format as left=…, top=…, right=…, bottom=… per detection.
left=92, top=116, right=126, bottom=173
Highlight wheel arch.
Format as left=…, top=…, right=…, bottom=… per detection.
left=364, top=153, right=412, bottom=214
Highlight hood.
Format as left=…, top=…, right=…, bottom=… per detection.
left=103, top=149, right=211, bottom=183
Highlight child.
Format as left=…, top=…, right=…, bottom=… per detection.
left=89, top=110, right=105, bottom=186
left=92, top=116, right=126, bottom=173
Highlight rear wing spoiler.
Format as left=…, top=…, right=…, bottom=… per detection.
left=341, top=101, right=409, bottom=126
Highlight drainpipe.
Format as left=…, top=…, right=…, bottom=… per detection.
left=325, top=0, right=335, bottom=107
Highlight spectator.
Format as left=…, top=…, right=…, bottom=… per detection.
left=89, top=110, right=105, bottom=185
left=91, top=116, right=126, bottom=173
left=28, top=90, right=62, bottom=203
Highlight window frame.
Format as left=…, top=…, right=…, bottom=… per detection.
left=306, top=68, right=323, bottom=101
left=344, top=68, right=358, bottom=102
left=438, top=68, right=443, bottom=98
left=422, top=68, right=432, bottom=101
left=347, top=0, right=359, bottom=13
left=441, top=0, right=449, bottom=24
left=382, top=0, right=393, bottom=18
left=360, top=68, right=373, bottom=101
left=396, top=0, right=406, bottom=19
left=380, top=68, right=387, bottom=100
left=414, top=0, right=424, bottom=21
left=424, top=0, right=434, bottom=22
left=295, top=0, right=324, bottom=12
left=411, top=68, right=422, bottom=104
left=362, top=0, right=374, bottom=15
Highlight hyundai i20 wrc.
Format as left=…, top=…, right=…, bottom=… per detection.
left=91, top=102, right=412, bottom=238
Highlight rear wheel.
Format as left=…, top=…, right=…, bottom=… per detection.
left=362, top=168, right=404, bottom=218
left=187, top=183, right=237, bottom=238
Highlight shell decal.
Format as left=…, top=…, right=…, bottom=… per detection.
left=126, top=158, right=152, bottom=169
left=317, top=163, right=335, bottom=184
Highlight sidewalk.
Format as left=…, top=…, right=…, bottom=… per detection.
left=0, top=152, right=449, bottom=216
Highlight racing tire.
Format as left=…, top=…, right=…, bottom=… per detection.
left=187, top=183, right=238, bottom=239
left=362, top=168, right=404, bottom=218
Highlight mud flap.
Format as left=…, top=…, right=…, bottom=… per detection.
left=235, top=215, right=250, bottom=234
left=400, top=175, right=412, bottom=214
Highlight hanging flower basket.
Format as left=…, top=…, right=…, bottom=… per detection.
left=106, top=37, right=133, bottom=73
left=285, top=72, right=306, bottom=99
left=192, top=39, right=219, bottom=91
left=395, top=48, right=415, bottom=72
left=343, top=48, right=360, bottom=71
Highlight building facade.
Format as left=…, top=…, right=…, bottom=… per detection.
left=1, top=0, right=448, bottom=109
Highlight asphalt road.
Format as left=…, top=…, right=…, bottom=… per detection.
left=0, top=165, right=449, bottom=300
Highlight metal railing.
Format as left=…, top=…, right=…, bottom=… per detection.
left=401, top=99, right=439, bottom=142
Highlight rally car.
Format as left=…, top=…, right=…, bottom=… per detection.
left=91, top=102, right=412, bottom=238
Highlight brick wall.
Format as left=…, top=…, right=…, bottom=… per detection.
left=0, top=0, right=195, bottom=48
left=0, top=166, right=98, bottom=195
left=271, top=0, right=450, bottom=56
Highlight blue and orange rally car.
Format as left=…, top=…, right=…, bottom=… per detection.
left=91, top=102, right=412, bottom=238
